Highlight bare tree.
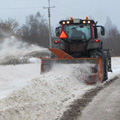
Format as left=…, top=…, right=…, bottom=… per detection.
left=102, top=16, right=120, bottom=56
left=0, top=19, right=19, bottom=39
left=19, top=12, right=49, bottom=48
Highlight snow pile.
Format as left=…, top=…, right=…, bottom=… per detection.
left=0, top=64, right=40, bottom=99
left=0, top=63, right=95, bottom=120
left=108, top=57, right=120, bottom=79
left=0, top=57, right=119, bottom=120
left=0, top=38, right=50, bottom=65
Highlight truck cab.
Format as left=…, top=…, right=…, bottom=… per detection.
left=53, top=17, right=105, bottom=58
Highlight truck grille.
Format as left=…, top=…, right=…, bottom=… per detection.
left=69, top=43, right=86, bottom=52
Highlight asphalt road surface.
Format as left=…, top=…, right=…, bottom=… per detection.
left=77, top=77, right=120, bottom=120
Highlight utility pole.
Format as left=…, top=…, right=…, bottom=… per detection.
left=43, top=0, right=55, bottom=48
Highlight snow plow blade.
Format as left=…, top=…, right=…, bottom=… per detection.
left=41, top=48, right=103, bottom=84
left=41, top=59, right=103, bottom=85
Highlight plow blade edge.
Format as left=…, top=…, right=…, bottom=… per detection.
left=41, top=57, right=103, bottom=84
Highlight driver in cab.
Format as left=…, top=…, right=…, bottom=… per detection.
left=71, top=27, right=86, bottom=39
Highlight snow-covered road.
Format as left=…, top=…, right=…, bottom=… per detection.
left=0, top=57, right=119, bottom=120
left=77, top=75, right=120, bottom=120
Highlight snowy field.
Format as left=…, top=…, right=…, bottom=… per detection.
left=0, top=39, right=120, bottom=120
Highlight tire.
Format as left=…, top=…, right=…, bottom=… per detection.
left=91, top=50, right=108, bottom=82
left=103, top=51, right=108, bottom=81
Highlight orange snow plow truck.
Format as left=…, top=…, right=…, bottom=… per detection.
left=41, top=17, right=112, bottom=84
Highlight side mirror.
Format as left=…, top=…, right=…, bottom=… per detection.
left=101, top=26, right=105, bottom=36
left=55, top=27, right=61, bottom=37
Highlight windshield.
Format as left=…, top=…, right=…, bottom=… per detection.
left=63, top=24, right=91, bottom=40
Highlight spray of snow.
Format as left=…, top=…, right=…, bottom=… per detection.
left=51, top=63, right=96, bottom=83
left=0, top=37, right=98, bottom=119
left=0, top=37, right=50, bottom=64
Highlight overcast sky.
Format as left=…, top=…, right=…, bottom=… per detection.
left=0, top=0, right=120, bottom=29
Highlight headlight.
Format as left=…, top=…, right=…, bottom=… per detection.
left=62, top=21, right=66, bottom=24
left=83, top=21, right=86, bottom=24
left=67, top=21, right=70, bottom=24
left=88, top=21, right=91, bottom=24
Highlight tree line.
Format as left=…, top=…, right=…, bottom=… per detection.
left=0, top=12, right=49, bottom=48
left=101, top=17, right=120, bottom=56
left=0, top=12, right=120, bottom=56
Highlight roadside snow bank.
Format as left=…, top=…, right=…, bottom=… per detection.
left=0, top=63, right=95, bottom=120
left=0, top=64, right=40, bottom=99
left=108, top=57, right=120, bottom=79
left=0, top=57, right=119, bottom=120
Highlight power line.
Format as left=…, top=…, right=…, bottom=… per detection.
left=0, top=7, right=43, bottom=10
